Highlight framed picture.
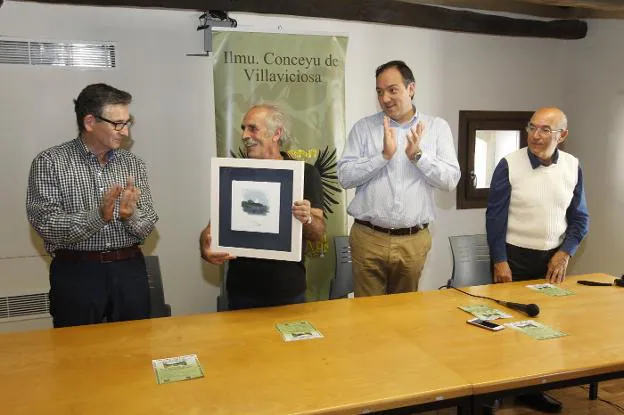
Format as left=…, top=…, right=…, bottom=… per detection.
left=211, top=157, right=305, bottom=261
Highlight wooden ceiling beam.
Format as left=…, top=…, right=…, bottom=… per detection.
left=400, top=0, right=576, bottom=19
left=12, top=0, right=587, bottom=39
left=399, top=0, right=624, bottom=19
left=514, top=0, right=624, bottom=18
left=522, top=0, right=624, bottom=11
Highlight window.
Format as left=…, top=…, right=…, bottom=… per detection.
left=456, top=111, right=532, bottom=209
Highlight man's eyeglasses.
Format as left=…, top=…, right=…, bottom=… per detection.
left=525, top=123, right=563, bottom=137
left=95, top=115, right=134, bottom=131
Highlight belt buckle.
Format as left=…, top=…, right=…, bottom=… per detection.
left=100, top=250, right=114, bottom=263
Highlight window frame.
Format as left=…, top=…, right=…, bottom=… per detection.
left=456, top=111, right=532, bottom=209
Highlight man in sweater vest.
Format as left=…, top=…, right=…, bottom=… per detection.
left=486, top=107, right=589, bottom=413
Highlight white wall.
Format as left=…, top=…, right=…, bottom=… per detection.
left=562, top=20, right=624, bottom=277
left=226, top=13, right=568, bottom=291
left=0, top=1, right=574, bottom=330
left=0, top=1, right=217, bottom=330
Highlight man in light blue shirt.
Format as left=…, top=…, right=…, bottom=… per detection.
left=337, top=60, right=460, bottom=297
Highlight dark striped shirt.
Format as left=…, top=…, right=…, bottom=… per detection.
left=26, top=137, right=158, bottom=253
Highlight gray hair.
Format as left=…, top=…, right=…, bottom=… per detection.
left=248, top=103, right=291, bottom=149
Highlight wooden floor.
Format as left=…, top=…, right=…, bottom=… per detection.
left=422, top=379, right=624, bottom=414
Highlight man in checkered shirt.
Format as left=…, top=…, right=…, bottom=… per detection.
left=26, top=83, right=159, bottom=328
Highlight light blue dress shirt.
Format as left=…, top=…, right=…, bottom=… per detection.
left=337, top=111, right=460, bottom=229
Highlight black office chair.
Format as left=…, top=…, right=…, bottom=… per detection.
left=144, top=255, right=172, bottom=318
left=448, top=234, right=493, bottom=288
left=328, top=236, right=354, bottom=299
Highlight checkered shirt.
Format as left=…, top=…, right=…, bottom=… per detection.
left=26, top=137, right=158, bottom=253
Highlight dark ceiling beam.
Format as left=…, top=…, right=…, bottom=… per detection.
left=400, top=0, right=576, bottom=19
left=514, top=0, right=624, bottom=18
left=523, top=0, right=624, bottom=11
left=582, top=10, right=624, bottom=17
left=401, top=0, right=624, bottom=18
left=401, top=0, right=624, bottom=19
left=13, top=0, right=587, bottom=39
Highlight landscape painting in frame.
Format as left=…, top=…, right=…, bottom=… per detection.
left=211, top=157, right=304, bottom=261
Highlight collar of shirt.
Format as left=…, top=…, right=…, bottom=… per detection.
left=528, top=147, right=559, bottom=169
left=385, top=106, right=419, bottom=128
left=75, top=137, right=117, bottom=163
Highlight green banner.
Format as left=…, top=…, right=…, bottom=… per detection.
left=212, top=31, right=348, bottom=300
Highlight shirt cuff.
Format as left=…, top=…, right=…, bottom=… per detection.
left=491, top=254, right=508, bottom=264
left=413, top=151, right=430, bottom=169
left=90, top=209, right=107, bottom=230
left=489, top=244, right=508, bottom=263
left=122, top=212, right=140, bottom=228
left=560, top=239, right=578, bottom=257
left=375, top=152, right=391, bottom=167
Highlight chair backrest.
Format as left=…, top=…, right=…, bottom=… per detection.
left=144, top=255, right=172, bottom=318
left=329, top=236, right=354, bottom=299
left=448, top=234, right=493, bottom=288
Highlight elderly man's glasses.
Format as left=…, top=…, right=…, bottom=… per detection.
left=96, top=115, right=134, bottom=131
left=525, top=123, right=563, bottom=137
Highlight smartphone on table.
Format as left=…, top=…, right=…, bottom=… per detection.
left=467, top=318, right=504, bottom=331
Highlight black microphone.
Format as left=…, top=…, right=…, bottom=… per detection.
left=577, top=280, right=613, bottom=286
left=577, top=278, right=624, bottom=287
left=493, top=299, right=540, bottom=317
left=447, top=284, right=541, bottom=317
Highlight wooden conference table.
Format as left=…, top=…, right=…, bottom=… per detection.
left=371, top=273, right=624, bottom=412
left=0, top=294, right=472, bottom=414
left=1, top=273, right=622, bottom=414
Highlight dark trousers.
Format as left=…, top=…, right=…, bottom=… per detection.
left=49, top=256, right=150, bottom=328
left=228, top=292, right=306, bottom=311
left=506, top=243, right=559, bottom=281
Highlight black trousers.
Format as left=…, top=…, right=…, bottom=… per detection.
left=506, top=243, right=559, bottom=281
left=49, top=255, right=150, bottom=328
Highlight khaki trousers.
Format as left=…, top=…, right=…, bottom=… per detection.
left=349, top=222, right=432, bottom=297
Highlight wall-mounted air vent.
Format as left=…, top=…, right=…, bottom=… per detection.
left=0, top=39, right=116, bottom=68
left=0, top=293, right=50, bottom=320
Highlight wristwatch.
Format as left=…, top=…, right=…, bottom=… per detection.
left=414, top=150, right=423, bottom=162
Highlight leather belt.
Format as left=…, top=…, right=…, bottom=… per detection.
left=355, top=219, right=428, bottom=236
left=53, top=246, right=142, bottom=263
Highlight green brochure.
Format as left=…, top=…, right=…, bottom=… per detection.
left=276, top=320, right=324, bottom=342
left=526, top=283, right=574, bottom=296
left=459, top=304, right=513, bottom=320
left=152, top=354, right=205, bottom=384
left=505, top=320, right=568, bottom=340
